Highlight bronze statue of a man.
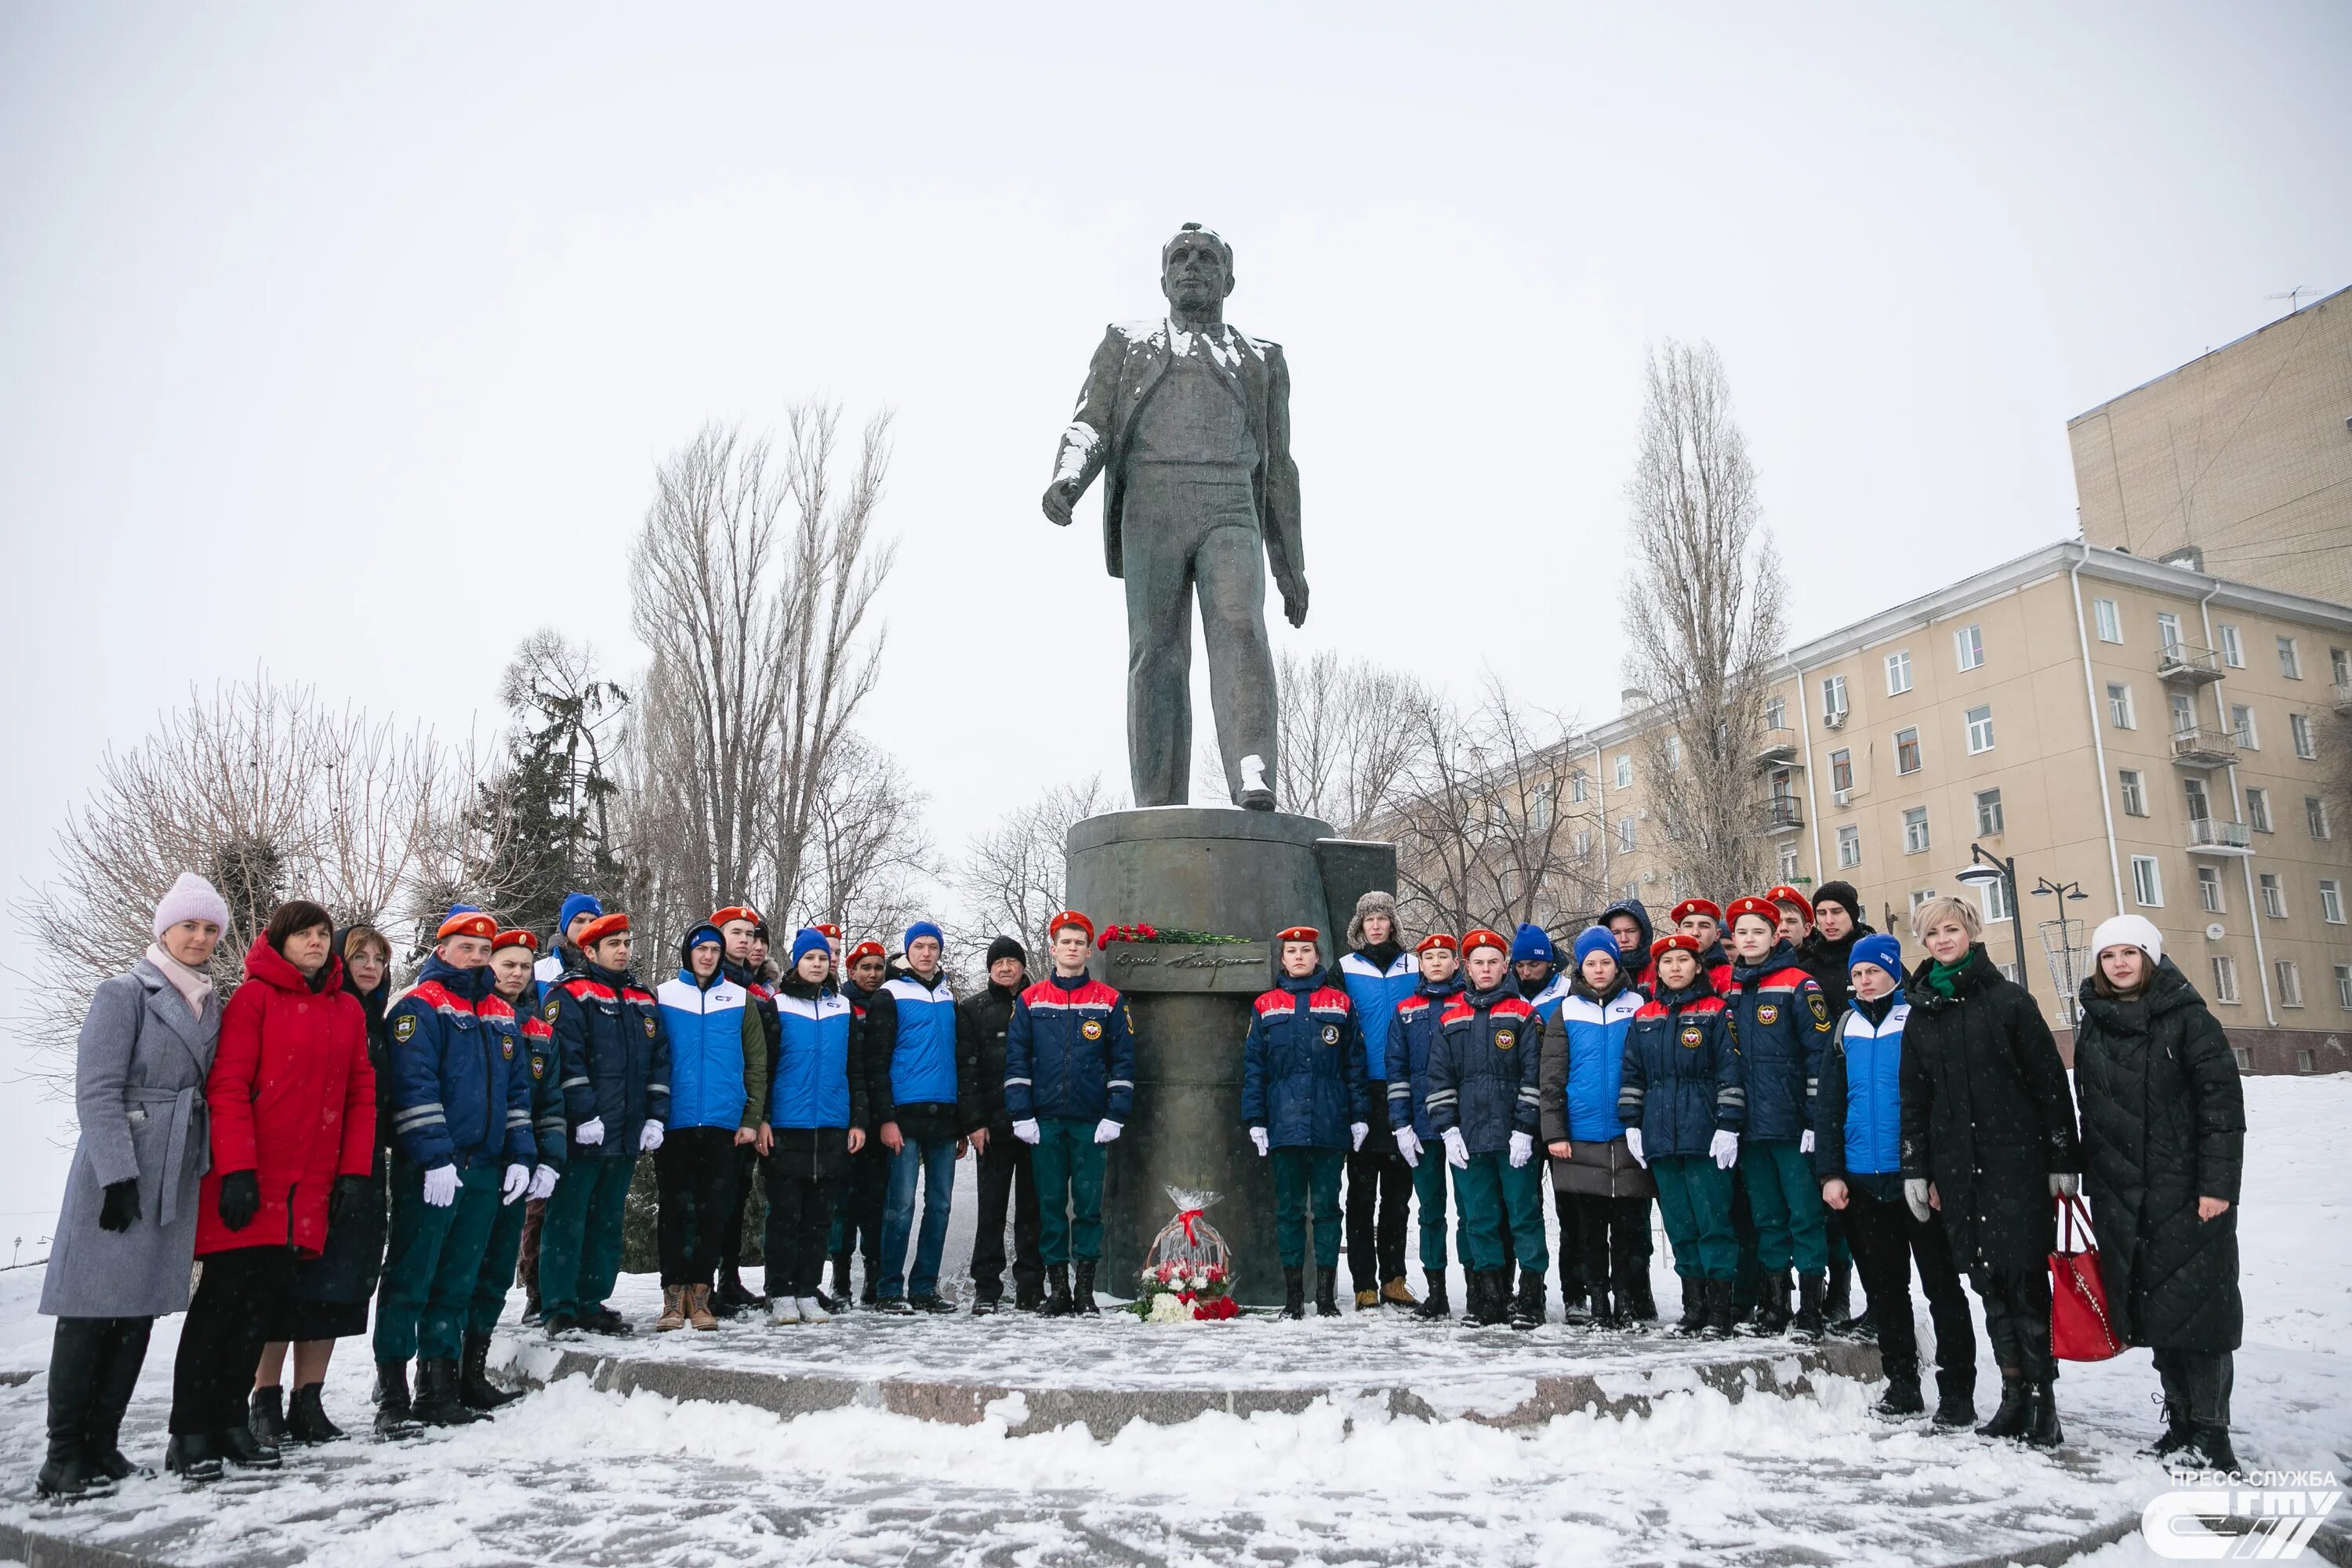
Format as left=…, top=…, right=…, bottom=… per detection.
left=1044, top=223, right=1307, bottom=811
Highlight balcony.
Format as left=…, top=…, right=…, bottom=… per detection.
left=2186, top=818, right=2253, bottom=855
left=2156, top=644, right=2225, bottom=685
left=2334, top=681, right=2352, bottom=713
left=2169, top=727, right=2239, bottom=768
left=1754, top=726, right=1800, bottom=767
left=1753, top=797, right=1804, bottom=835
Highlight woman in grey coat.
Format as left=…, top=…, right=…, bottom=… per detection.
left=36, top=873, right=229, bottom=1501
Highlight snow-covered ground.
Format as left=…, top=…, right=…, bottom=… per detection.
left=1, top=1073, right=2345, bottom=1566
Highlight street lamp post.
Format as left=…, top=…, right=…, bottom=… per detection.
left=1955, top=844, right=2030, bottom=999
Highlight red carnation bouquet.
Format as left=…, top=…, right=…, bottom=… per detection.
left=1097, top=923, right=1161, bottom=949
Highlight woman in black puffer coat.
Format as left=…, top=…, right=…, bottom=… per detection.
left=2074, top=916, right=2245, bottom=1474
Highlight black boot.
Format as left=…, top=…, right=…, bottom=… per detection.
left=970, top=1290, right=1000, bottom=1316
left=1623, top=1266, right=1658, bottom=1323
left=1589, top=1287, right=1620, bottom=1330
left=1702, top=1278, right=1738, bottom=1339
left=1873, top=1356, right=1925, bottom=1418
left=1014, top=1275, right=1045, bottom=1314
left=1976, top=1374, right=2029, bottom=1439
left=1413, top=1275, right=1451, bottom=1322
left=829, top=1254, right=854, bottom=1305
left=2145, top=1362, right=2197, bottom=1457
left=1825, top=1257, right=1852, bottom=1324
left=1933, top=1369, right=1976, bottom=1429
left=374, top=1358, right=423, bottom=1437
left=1283, top=1265, right=1306, bottom=1320
left=1510, top=1269, right=1546, bottom=1330
left=461, top=1332, right=521, bottom=1412
left=215, top=1422, right=283, bottom=1470
left=1475, top=1270, right=1512, bottom=1327
left=1791, top=1273, right=1828, bottom=1343
left=412, top=1358, right=481, bottom=1427
left=85, top=1319, right=151, bottom=1482
left=38, top=1319, right=117, bottom=1501
left=1457, top=1270, right=1488, bottom=1327
left=714, top=1266, right=763, bottom=1316
left=1074, top=1260, right=1101, bottom=1316
left=164, top=1432, right=223, bottom=1484
left=1045, top=1263, right=1074, bottom=1318
left=1675, top=1279, right=1709, bottom=1336
left=2022, top=1381, right=2063, bottom=1449
left=2183, top=1425, right=2240, bottom=1474
left=1746, top=1269, right=1792, bottom=1337
left=1313, top=1266, right=1341, bottom=1318
left=249, top=1385, right=290, bottom=1448
left=287, top=1383, right=345, bottom=1444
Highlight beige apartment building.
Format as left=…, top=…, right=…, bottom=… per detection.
left=1566, top=541, right=2352, bottom=1073
left=2067, top=285, right=2352, bottom=608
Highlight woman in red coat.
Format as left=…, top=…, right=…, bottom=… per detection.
left=165, top=900, right=375, bottom=1484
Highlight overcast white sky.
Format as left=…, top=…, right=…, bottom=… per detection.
left=2, top=2, right=2346, bottom=1221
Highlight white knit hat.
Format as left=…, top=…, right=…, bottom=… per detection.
left=2089, top=914, right=2162, bottom=968
left=153, top=872, right=230, bottom=940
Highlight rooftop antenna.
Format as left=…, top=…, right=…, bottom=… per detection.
left=2264, top=287, right=2316, bottom=316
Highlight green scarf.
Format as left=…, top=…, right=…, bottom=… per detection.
left=1925, top=955, right=1972, bottom=997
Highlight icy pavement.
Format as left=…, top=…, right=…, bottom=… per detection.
left=0, top=1073, right=2344, bottom=1566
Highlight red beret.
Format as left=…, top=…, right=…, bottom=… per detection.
left=1414, top=932, right=1457, bottom=954
left=814, top=923, right=844, bottom=941
left=846, top=940, right=886, bottom=965
left=1670, top=898, right=1723, bottom=925
left=577, top=913, right=631, bottom=949
left=1726, top=896, right=1781, bottom=928
left=710, top=906, right=762, bottom=929
left=1275, top=926, right=1322, bottom=946
left=1461, top=927, right=1508, bottom=956
left=437, top=910, right=497, bottom=942
left=1765, top=885, right=1813, bottom=924
left=492, top=928, right=537, bottom=953
left=1651, top=934, right=1703, bottom=960
left=1048, top=909, right=1095, bottom=942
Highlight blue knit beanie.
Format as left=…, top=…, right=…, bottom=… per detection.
left=1572, top=927, right=1619, bottom=971
left=790, top=927, right=832, bottom=965
left=1510, top=923, right=1555, bottom=965
left=1850, top=934, right=1904, bottom=988
left=683, top=924, right=722, bottom=951
left=557, top=892, right=602, bottom=933
left=904, top=920, right=945, bottom=952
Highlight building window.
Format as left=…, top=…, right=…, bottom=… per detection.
left=2277, top=960, right=2303, bottom=1008
left=2301, top=1049, right=2319, bottom=1073
left=2131, top=855, right=2163, bottom=908
left=2212, top=956, right=2240, bottom=1004
left=2292, top=713, right=2315, bottom=759
left=2183, top=776, right=2212, bottom=822
left=1569, top=770, right=1587, bottom=804
left=1965, top=704, right=1994, bottom=754
left=2320, top=878, right=2345, bottom=924
left=2248, top=788, right=2271, bottom=833
left=1981, top=875, right=2013, bottom=923
left=1886, top=649, right=1913, bottom=695
left=2107, top=682, right=2136, bottom=729
left=1764, top=695, right=1784, bottom=731
left=2230, top=703, right=2257, bottom=749
left=2119, top=769, right=2147, bottom=816
left=2233, top=1046, right=2253, bottom=1072
left=2093, top=598, right=2122, bottom=643
left=1909, top=888, right=1937, bottom=913
left=1954, top=622, right=1984, bottom=671
left=2336, top=647, right=2351, bottom=687
left=2157, top=612, right=2183, bottom=653
left=2337, top=964, right=2352, bottom=1011
left=1894, top=727, right=1922, bottom=775
left=2310, top=797, right=2332, bottom=840
left=1573, top=828, right=1592, bottom=861
left=1903, top=806, right=1930, bottom=855
left=2198, top=866, right=2224, bottom=913
left=1617, top=816, right=1635, bottom=852
left=2218, top=624, right=2243, bottom=667
left=1662, top=735, right=1681, bottom=772
left=2169, top=691, right=2197, bottom=735
left=2278, top=635, right=2301, bottom=680
left=1822, top=674, right=1848, bottom=721
left=1777, top=843, right=1799, bottom=880
left=1837, top=824, right=1861, bottom=869
left=1975, top=787, right=2004, bottom=836
left=1830, top=748, right=1853, bottom=793
left=1614, top=753, right=1632, bottom=790
left=2259, top=872, right=2286, bottom=919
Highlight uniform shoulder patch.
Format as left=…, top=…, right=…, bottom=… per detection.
left=1809, top=991, right=1831, bottom=1028
left=544, top=998, right=561, bottom=1023
left=392, top=1012, right=417, bottom=1043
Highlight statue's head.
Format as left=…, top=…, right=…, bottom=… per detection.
left=1160, top=223, right=1234, bottom=314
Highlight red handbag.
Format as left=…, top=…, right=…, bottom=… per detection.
left=2050, top=1195, right=2126, bottom=1362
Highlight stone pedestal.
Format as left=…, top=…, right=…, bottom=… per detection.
left=1065, top=807, right=1396, bottom=1306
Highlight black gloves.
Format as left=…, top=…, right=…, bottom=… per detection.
left=217, top=1170, right=260, bottom=1232
left=327, top=1173, right=369, bottom=1230
left=99, top=1179, right=142, bottom=1233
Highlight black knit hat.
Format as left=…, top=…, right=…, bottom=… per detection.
left=1812, top=880, right=1861, bottom=920
left=985, top=934, right=1027, bottom=968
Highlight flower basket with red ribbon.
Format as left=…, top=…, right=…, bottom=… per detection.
left=1124, top=1187, right=1238, bottom=1323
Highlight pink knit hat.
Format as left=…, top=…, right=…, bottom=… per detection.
left=152, top=873, right=230, bottom=939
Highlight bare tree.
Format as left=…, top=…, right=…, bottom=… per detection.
left=953, top=776, right=1116, bottom=955
left=801, top=732, right=938, bottom=944
left=1621, top=339, right=1788, bottom=900
left=12, top=673, right=478, bottom=1094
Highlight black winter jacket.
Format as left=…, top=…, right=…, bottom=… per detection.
left=1796, top=920, right=1875, bottom=1016
left=958, top=976, right=1025, bottom=1135
left=289, top=933, right=393, bottom=1307
left=1899, top=946, right=2081, bottom=1275
left=2074, top=958, right=2245, bottom=1352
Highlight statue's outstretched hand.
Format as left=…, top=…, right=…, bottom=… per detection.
left=1280, top=578, right=1309, bottom=628
left=1042, top=477, right=1083, bottom=527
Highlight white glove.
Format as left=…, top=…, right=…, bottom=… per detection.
left=528, top=1163, right=560, bottom=1202
left=1624, top=1127, right=1646, bottom=1167
left=1508, top=1131, right=1534, bottom=1168
left=1443, top=1127, right=1470, bottom=1171
left=1710, top=1129, right=1740, bottom=1171
left=1012, top=1119, right=1040, bottom=1145
left=422, top=1163, right=459, bottom=1207
left=1393, top=1127, right=1422, bottom=1167
left=574, top=1116, right=605, bottom=1147
left=1094, top=1118, right=1122, bottom=1145
left=1904, top=1178, right=1933, bottom=1224
left=1800, top=1131, right=1816, bottom=1155
left=2049, top=1171, right=2080, bottom=1199
left=638, top=1120, right=664, bottom=1152
left=501, top=1163, right=531, bottom=1204
left=1250, top=1127, right=1270, bottom=1158
left=1350, top=1122, right=1369, bottom=1152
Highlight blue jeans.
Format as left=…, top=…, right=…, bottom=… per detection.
left=879, top=1137, right=957, bottom=1299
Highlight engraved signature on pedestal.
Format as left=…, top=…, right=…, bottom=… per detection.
left=1109, top=947, right=1265, bottom=973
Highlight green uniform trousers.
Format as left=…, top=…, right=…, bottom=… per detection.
left=538, top=1155, right=635, bottom=1320
left=468, top=1171, right=533, bottom=1335
left=1030, top=1117, right=1107, bottom=1267
left=1451, top=1151, right=1548, bottom=1274
left=1742, top=1138, right=1830, bottom=1276
left=1410, top=1153, right=1472, bottom=1273
left=374, top=1160, right=502, bottom=1363
left=1271, top=1147, right=1345, bottom=1269
left=1652, top=1154, right=1737, bottom=1281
